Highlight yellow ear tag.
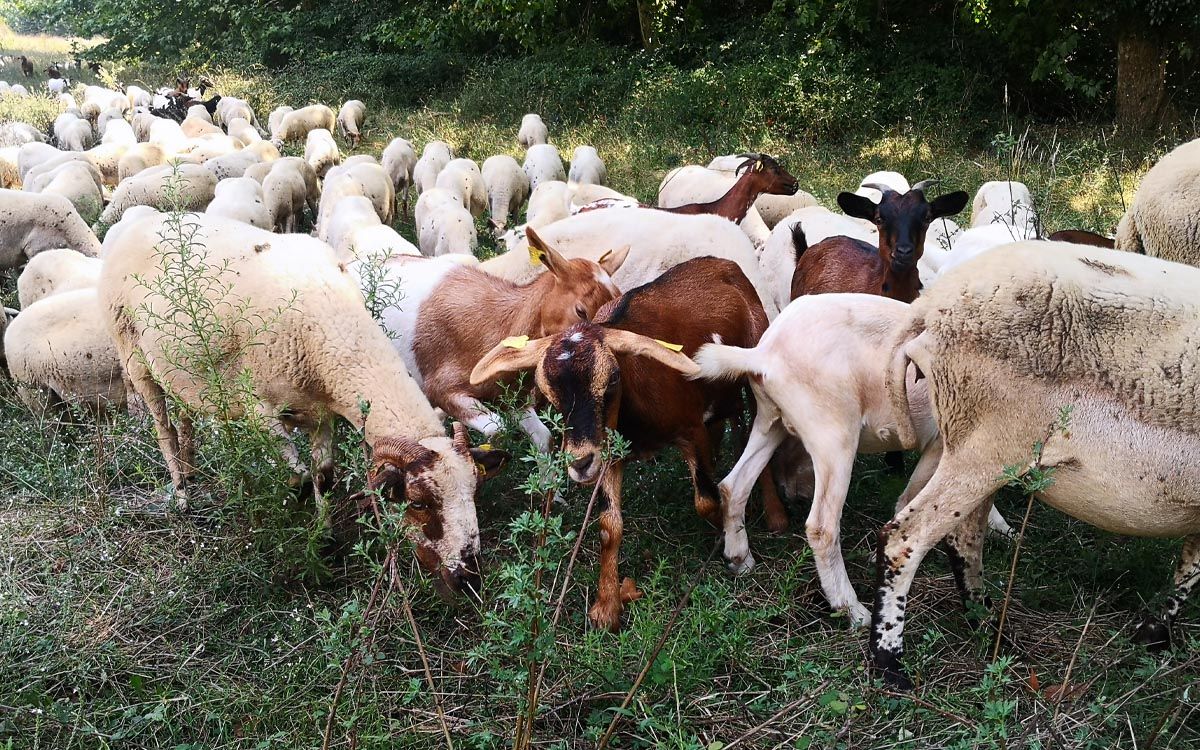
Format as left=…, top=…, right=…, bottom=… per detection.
left=501, top=335, right=529, bottom=350
left=479, top=443, right=492, bottom=451
left=528, top=245, right=545, bottom=266
left=655, top=339, right=684, bottom=352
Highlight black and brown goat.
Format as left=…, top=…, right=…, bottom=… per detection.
left=790, top=180, right=969, bottom=303
left=470, top=257, right=786, bottom=632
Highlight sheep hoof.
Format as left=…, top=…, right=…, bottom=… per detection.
left=725, top=552, right=755, bottom=575
left=872, top=650, right=913, bottom=691
left=847, top=602, right=872, bottom=628
left=1132, top=618, right=1171, bottom=651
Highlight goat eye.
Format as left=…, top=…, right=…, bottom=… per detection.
left=408, top=501, right=429, bottom=512
left=575, top=303, right=588, bottom=319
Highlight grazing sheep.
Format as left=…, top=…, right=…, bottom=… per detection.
left=0, top=189, right=101, bottom=267
left=0, top=147, right=18, bottom=188
left=0, top=122, right=45, bottom=147
left=325, top=195, right=418, bottom=261
left=567, top=145, right=606, bottom=186
left=186, top=104, right=213, bottom=124
left=969, top=180, right=1040, bottom=236
left=523, top=144, right=566, bottom=192
left=267, top=106, right=293, bottom=135
left=317, top=161, right=395, bottom=235
left=57, top=117, right=93, bottom=152
left=8, top=84, right=28, bottom=97
left=131, top=111, right=157, bottom=142
left=413, top=140, right=453, bottom=195
left=102, top=119, right=136, bottom=147
left=434, top=158, right=487, bottom=217
left=225, top=116, right=261, bottom=145
left=4, top=288, right=125, bottom=414
left=205, top=176, right=272, bottom=229
left=1114, top=137, right=1200, bottom=265
left=518, top=113, right=548, bottom=147
left=854, top=171, right=909, bottom=203
left=415, top=187, right=477, bottom=256
left=481, top=154, right=530, bottom=233
left=97, top=163, right=217, bottom=226
left=25, top=160, right=104, bottom=224
left=873, top=242, right=1200, bottom=689
left=203, top=148, right=267, bottom=181
left=96, top=107, right=126, bottom=138
left=126, top=85, right=152, bottom=110
left=117, top=142, right=167, bottom=182
left=303, top=128, right=341, bottom=178
left=257, top=156, right=320, bottom=215
left=215, top=97, right=262, bottom=131
left=269, top=104, right=336, bottom=148
left=100, top=206, right=161, bottom=257
left=181, top=114, right=222, bottom=138
left=148, top=117, right=189, bottom=154
left=17, top=248, right=102, bottom=308
left=100, top=212, right=504, bottom=594
left=381, top=137, right=417, bottom=218
left=336, top=100, right=366, bottom=148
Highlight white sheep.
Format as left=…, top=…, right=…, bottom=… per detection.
left=0, top=146, right=18, bottom=188
left=4, top=288, right=126, bottom=414
left=481, top=154, right=530, bottom=233
left=337, top=100, right=366, bottom=148
left=17, top=247, right=102, bottom=308
left=126, top=85, right=151, bottom=110
left=100, top=205, right=161, bottom=257
left=1114, top=137, right=1200, bottom=265
left=0, top=122, right=45, bottom=147
left=25, top=159, right=104, bottom=224
left=181, top=114, right=222, bottom=138
left=186, top=104, right=213, bottom=124
left=317, top=161, right=395, bottom=237
left=522, top=144, right=566, bottom=192
left=99, top=213, right=499, bottom=593
left=55, top=93, right=76, bottom=111
left=567, top=145, right=606, bottom=185
left=415, top=187, right=477, bottom=256
left=215, top=97, right=262, bottom=132
left=148, top=117, right=189, bottom=154
left=854, top=171, right=909, bottom=203
left=657, top=165, right=773, bottom=247
left=0, top=189, right=101, bottom=267
left=518, top=113, right=548, bottom=147
left=56, top=117, right=92, bottom=152
left=205, top=176, right=272, bottom=229
left=96, top=107, right=126, bottom=138
left=117, top=143, right=167, bottom=182
left=97, top=163, right=217, bottom=226
left=381, top=137, right=417, bottom=218
left=47, top=77, right=66, bottom=95
left=970, top=180, right=1040, bottom=236
left=267, top=106, right=293, bottom=135
left=269, top=104, right=336, bottom=147
left=303, top=127, right=341, bottom=178
left=324, top=194, right=419, bottom=261
left=131, top=111, right=157, bottom=142
left=225, top=116, right=261, bottom=145
left=434, top=158, right=487, bottom=217
left=102, top=119, right=136, bottom=147
left=413, top=140, right=453, bottom=195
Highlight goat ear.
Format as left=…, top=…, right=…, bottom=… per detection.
left=837, top=192, right=878, bottom=222
left=929, top=191, right=969, bottom=220
left=469, top=336, right=551, bottom=386
left=602, top=329, right=700, bottom=377
left=525, top=226, right=569, bottom=275
left=470, top=445, right=510, bottom=480
left=597, top=244, right=630, bottom=275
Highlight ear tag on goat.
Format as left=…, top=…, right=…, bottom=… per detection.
left=655, top=339, right=684, bottom=352
left=528, top=245, right=545, bottom=266
left=501, top=335, right=529, bottom=350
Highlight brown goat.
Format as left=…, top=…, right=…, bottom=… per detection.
left=18, top=56, right=33, bottom=78
left=790, top=181, right=968, bottom=303
left=1047, top=229, right=1114, bottom=248
left=413, top=227, right=629, bottom=450
left=661, top=154, right=799, bottom=223
left=470, top=257, right=786, bottom=631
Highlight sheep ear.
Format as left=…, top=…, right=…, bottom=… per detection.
left=602, top=329, right=699, bottom=377
left=597, top=244, right=630, bottom=275
left=469, top=335, right=551, bottom=386
left=929, top=191, right=969, bottom=220
left=838, top=191, right=878, bottom=221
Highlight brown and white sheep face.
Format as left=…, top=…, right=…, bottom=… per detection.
left=368, top=428, right=504, bottom=596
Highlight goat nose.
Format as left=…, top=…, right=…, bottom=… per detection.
left=571, top=454, right=595, bottom=475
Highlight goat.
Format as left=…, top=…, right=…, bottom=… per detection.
left=470, top=257, right=787, bottom=632
left=18, top=56, right=33, bottom=78
left=1047, top=229, right=1114, bottom=248
left=790, top=180, right=969, bottom=304
left=44, top=63, right=61, bottom=79
left=660, top=154, right=799, bottom=224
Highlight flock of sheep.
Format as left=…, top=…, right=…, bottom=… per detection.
left=0, top=68, right=1197, bottom=690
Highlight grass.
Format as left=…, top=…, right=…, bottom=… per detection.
left=0, top=40, right=1197, bottom=750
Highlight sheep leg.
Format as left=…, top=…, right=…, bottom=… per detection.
left=309, top=418, right=335, bottom=521
left=1135, top=535, right=1200, bottom=650
left=128, top=369, right=189, bottom=511
left=719, top=404, right=787, bottom=574
left=803, top=431, right=869, bottom=627
left=870, top=455, right=1003, bottom=689
left=895, top=440, right=1013, bottom=540
left=939, top=500, right=993, bottom=621
left=589, top=463, right=629, bottom=632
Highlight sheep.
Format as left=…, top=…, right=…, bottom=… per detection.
left=692, top=293, right=1009, bottom=626
left=381, top=137, right=417, bottom=218
left=148, top=117, right=189, bottom=154
left=96, top=108, right=126, bottom=138
left=175, top=133, right=242, bottom=162
left=969, top=180, right=1040, bottom=238
left=336, top=100, right=366, bottom=148
left=203, top=147, right=268, bottom=181
left=100, top=212, right=505, bottom=592
left=657, top=165, right=774, bottom=247
left=854, top=171, right=909, bottom=203
left=873, top=242, right=1200, bottom=689
left=413, top=140, right=453, bottom=195
left=181, top=114, right=222, bottom=138
left=82, top=86, right=127, bottom=114
left=57, top=117, right=93, bottom=152
left=523, top=144, right=566, bottom=192
left=3, top=289, right=125, bottom=415
left=567, top=145, right=606, bottom=185
left=517, top=113, right=548, bottom=147
left=1114, top=137, right=1200, bottom=265
left=102, top=119, right=136, bottom=147
left=269, top=104, right=336, bottom=148
left=117, top=142, right=167, bottom=182
left=0, top=146, right=18, bottom=188
left=303, top=128, right=341, bottom=178
left=96, top=163, right=217, bottom=226
left=205, top=176, right=272, bottom=229
left=8, top=84, right=28, bottom=97
left=18, top=142, right=63, bottom=183
left=434, top=157, right=487, bottom=217
left=325, top=196, right=419, bottom=261
left=480, top=207, right=779, bottom=318
left=317, top=161, right=395, bottom=235
left=215, top=97, right=261, bottom=131
left=186, top=104, right=213, bottom=124
left=47, top=77, right=66, bottom=96
left=470, top=256, right=776, bottom=631
left=126, top=85, right=152, bottom=110
left=267, top=105, right=293, bottom=135
left=25, top=160, right=104, bottom=224
left=0, top=189, right=101, bottom=267
left=100, top=206, right=160, bottom=257
left=56, top=93, right=76, bottom=111
left=933, top=223, right=1035, bottom=277
left=260, top=162, right=309, bottom=233
left=225, top=116, right=261, bottom=145
left=0, top=122, right=45, bottom=147
left=17, top=248, right=102, bottom=308
left=415, top=188, right=476, bottom=256
left=481, top=154, right=530, bottom=234
left=257, top=156, right=320, bottom=216
left=131, top=111, right=157, bottom=142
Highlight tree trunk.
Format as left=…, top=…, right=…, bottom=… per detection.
left=1116, top=27, right=1170, bottom=135
left=636, top=0, right=656, bottom=50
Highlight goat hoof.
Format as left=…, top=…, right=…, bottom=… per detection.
left=847, top=602, right=872, bottom=628
left=1133, top=618, right=1171, bottom=651
left=765, top=515, right=789, bottom=534
left=588, top=602, right=623, bottom=633
left=724, top=552, right=755, bottom=575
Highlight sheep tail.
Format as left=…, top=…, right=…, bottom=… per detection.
left=1114, top=212, right=1145, bottom=255
left=887, top=313, right=926, bottom=450
left=690, top=340, right=761, bottom=383
left=789, top=222, right=808, bottom=264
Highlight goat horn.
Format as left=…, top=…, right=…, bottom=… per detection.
left=910, top=179, right=940, bottom=193
left=860, top=182, right=895, bottom=194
